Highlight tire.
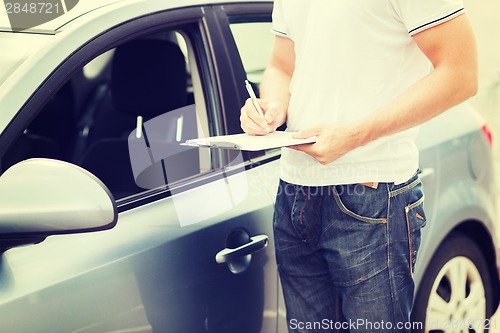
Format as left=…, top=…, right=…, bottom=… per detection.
left=412, top=232, right=495, bottom=333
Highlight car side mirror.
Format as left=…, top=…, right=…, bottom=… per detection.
left=0, top=158, right=118, bottom=251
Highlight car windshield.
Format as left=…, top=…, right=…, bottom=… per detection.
left=0, top=32, right=49, bottom=87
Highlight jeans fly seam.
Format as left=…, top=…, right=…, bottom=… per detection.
left=385, top=182, right=399, bottom=325
left=385, top=182, right=392, bottom=268
left=298, top=187, right=309, bottom=225
left=290, top=186, right=300, bottom=227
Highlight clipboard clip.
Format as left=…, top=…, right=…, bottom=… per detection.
left=181, top=141, right=241, bottom=150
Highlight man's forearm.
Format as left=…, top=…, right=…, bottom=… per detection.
left=354, top=64, right=478, bottom=148
left=354, top=14, right=478, bottom=148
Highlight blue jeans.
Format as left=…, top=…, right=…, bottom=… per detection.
left=273, top=173, right=426, bottom=333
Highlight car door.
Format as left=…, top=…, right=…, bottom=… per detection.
left=207, top=3, right=291, bottom=332
left=0, top=4, right=279, bottom=333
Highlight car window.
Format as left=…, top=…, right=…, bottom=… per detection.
left=2, top=28, right=214, bottom=201
left=228, top=16, right=285, bottom=147
left=229, top=20, right=273, bottom=91
left=82, top=49, right=114, bottom=80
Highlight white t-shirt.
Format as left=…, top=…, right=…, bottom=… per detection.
left=272, top=0, right=465, bottom=186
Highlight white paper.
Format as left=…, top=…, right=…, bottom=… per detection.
left=183, top=131, right=316, bottom=151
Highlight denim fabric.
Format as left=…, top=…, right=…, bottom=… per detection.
left=273, top=173, right=426, bottom=333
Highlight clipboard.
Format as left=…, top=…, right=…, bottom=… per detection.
left=182, top=131, right=316, bottom=151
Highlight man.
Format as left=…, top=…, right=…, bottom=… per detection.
left=240, top=0, right=477, bottom=332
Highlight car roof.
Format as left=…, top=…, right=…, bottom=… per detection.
left=0, top=0, right=270, bottom=34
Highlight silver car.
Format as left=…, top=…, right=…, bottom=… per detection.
left=0, top=1, right=497, bottom=332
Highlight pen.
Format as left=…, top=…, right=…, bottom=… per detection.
left=245, top=80, right=270, bottom=132
left=245, top=80, right=264, bottom=117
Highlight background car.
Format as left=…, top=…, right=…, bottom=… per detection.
left=0, top=0, right=497, bottom=332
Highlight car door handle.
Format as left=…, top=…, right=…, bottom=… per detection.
left=215, top=235, right=269, bottom=264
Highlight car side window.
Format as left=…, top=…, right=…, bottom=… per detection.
left=2, top=28, right=214, bottom=200
left=228, top=19, right=274, bottom=95
left=228, top=15, right=285, bottom=143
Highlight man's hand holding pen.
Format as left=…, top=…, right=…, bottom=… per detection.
left=241, top=80, right=286, bottom=136
left=240, top=81, right=361, bottom=165
left=240, top=98, right=286, bottom=135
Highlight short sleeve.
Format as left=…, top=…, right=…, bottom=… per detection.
left=271, top=0, right=288, bottom=37
left=390, top=0, right=465, bottom=36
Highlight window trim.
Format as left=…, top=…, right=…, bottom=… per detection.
left=209, top=3, right=276, bottom=165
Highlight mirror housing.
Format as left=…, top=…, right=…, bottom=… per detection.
left=0, top=159, right=118, bottom=251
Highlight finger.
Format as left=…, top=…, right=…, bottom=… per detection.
left=240, top=102, right=263, bottom=128
left=243, top=98, right=270, bottom=131
left=262, top=101, right=277, bottom=123
left=240, top=108, right=269, bottom=135
left=289, top=143, right=315, bottom=153
left=241, top=122, right=270, bottom=136
left=290, top=143, right=329, bottom=164
left=292, top=127, right=318, bottom=139
left=264, top=109, right=280, bottom=131
left=261, top=101, right=285, bottom=132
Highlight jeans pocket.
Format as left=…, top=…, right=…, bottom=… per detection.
left=332, top=184, right=388, bottom=224
left=405, top=195, right=426, bottom=273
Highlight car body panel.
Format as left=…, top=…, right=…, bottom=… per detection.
left=0, top=0, right=270, bottom=33
left=414, top=103, right=497, bottom=290
left=0, top=161, right=281, bottom=332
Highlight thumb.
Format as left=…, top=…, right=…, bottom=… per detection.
left=263, top=101, right=282, bottom=124
left=292, top=127, right=319, bottom=139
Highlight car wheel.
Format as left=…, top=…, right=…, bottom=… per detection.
left=412, top=233, right=494, bottom=333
